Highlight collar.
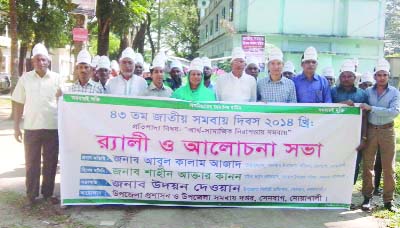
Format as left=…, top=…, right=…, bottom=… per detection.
left=34, top=70, right=50, bottom=79
left=337, top=85, right=357, bottom=92
left=372, top=83, right=389, bottom=90
left=149, top=82, right=165, bottom=90
left=300, top=73, right=318, bottom=81
left=266, top=75, right=283, bottom=83
left=75, top=79, right=94, bottom=87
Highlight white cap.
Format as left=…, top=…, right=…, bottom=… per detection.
left=322, top=66, right=335, bottom=77
left=267, top=47, right=283, bottom=63
left=91, top=55, right=100, bottom=68
left=231, top=47, right=246, bottom=62
left=134, top=53, right=144, bottom=65
left=152, top=54, right=165, bottom=69
left=189, top=57, right=204, bottom=72
left=361, top=72, right=375, bottom=83
left=302, top=46, right=318, bottom=62
left=375, top=58, right=390, bottom=74
left=110, top=60, right=119, bottom=71
left=170, top=60, right=183, bottom=71
left=32, top=43, right=49, bottom=58
left=143, top=63, right=150, bottom=73
left=201, top=57, right=212, bottom=68
left=97, top=56, right=111, bottom=70
left=282, top=61, right=295, bottom=74
left=120, top=47, right=135, bottom=61
left=246, top=56, right=259, bottom=67
left=340, top=60, right=356, bottom=74
left=76, top=49, right=91, bottom=65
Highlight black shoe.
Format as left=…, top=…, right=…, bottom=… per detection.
left=384, top=202, right=398, bottom=213
left=361, top=196, right=372, bottom=211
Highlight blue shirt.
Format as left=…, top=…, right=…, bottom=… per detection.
left=331, top=86, right=367, bottom=103
left=293, top=73, right=332, bottom=103
left=365, top=85, right=400, bottom=125
left=257, top=76, right=297, bottom=103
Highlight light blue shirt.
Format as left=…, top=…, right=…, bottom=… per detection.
left=366, top=85, right=400, bottom=125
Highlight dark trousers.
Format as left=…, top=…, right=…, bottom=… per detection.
left=24, top=129, right=59, bottom=199
left=354, top=149, right=382, bottom=187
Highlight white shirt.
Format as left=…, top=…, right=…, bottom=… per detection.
left=215, top=72, right=257, bottom=102
left=105, top=74, right=147, bottom=96
left=11, top=70, right=63, bottom=130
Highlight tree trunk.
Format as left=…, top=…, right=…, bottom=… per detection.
left=18, top=42, right=28, bottom=76
left=132, top=22, right=146, bottom=54
left=9, top=0, right=18, bottom=119
left=97, top=0, right=111, bottom=55
left=118, top=32, right=129, bottom=58
left=146, top=13, right=155, bottom=60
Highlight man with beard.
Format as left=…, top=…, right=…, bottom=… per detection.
left=165, top=60, right=183, bottom=90
left=201, top=56, right=215, bottom=91
left=105, top=47, right=147, bottom=96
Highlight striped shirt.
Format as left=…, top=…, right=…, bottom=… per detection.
left=257, top=76, right=297, bottom=103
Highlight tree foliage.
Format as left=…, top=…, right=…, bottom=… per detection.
left=149, top=0, right=200, bottom=60
left=385, top=0, right=400, bottom=54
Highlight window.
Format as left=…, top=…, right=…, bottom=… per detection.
left=206, top=25, right=208, bottom=38
left=222, top=7, right=226, bottom=19
left=229, top=0, right=234, bottom=21
left=210, top=20, right=214, bottom=36
left=216, top=14, right=219, bottom=32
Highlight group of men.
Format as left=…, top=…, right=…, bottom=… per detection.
left=11, top=42, right=400, bottom=213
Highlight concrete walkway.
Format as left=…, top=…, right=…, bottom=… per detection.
left=0, top=96, right=388, bottom=228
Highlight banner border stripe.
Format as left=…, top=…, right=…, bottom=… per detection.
left=63, top=198, right=349, bottom=208
left=62, top=94, right=360, bottom=115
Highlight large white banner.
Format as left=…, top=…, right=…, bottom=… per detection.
left=59, top=94, right=361, bottom=209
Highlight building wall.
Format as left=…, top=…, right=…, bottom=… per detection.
left=198, top=0, right=386, bottom=74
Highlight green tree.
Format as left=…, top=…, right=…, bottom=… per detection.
left=150, top=0, right=199, bottom=60
left=96, top=0, right=149, bottom=56
left=385, top=0, right=400, bottom=54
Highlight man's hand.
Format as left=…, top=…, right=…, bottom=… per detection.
left=14, top=127, right=22, bottom=143
left=356, top=140, right=367, bottom=152
left=340, top=100, right=354, bottom=106
left=359, top=103, right=372, bottom=111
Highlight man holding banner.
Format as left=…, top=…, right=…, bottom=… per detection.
left=12, top=43, right=63, bottom=206
left=360, top=59, right=400, bottom=212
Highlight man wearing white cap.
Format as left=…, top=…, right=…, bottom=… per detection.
left=90, top=55, right=101, bottom=84
left=12, top=43, right=63, bottom=206
left=142, top=62, right=151, bottom=82
left=97, top=56, right=111, bottom=92
left=140, top=54, right=173, bottom=97
left=201, top=56, right=215, bottom=90
left=330, top=60, right=368, bottom=191
left=215, top=47, right=257, bottom=102
left=134, top=53, right=145, bottom=77
left=257, top=47, right=296, bottom=103
left=245, top=56, right=260, bottom=80
left=110, top=60, right=119, bottom=77
left=105, top=47, right=147, bottom=96
left=360, top=59, right=400, bottom=212
left=166, top=60, right=184, bottom=90
left=282, top=61, right=295, bottom=80
left=322, top=66, right=336, bottom=87
left=359, top=72, right=375, bottom=90
left=69, top=50, right=104, bottom=94
left=293, top=46, right=332, bottom=103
